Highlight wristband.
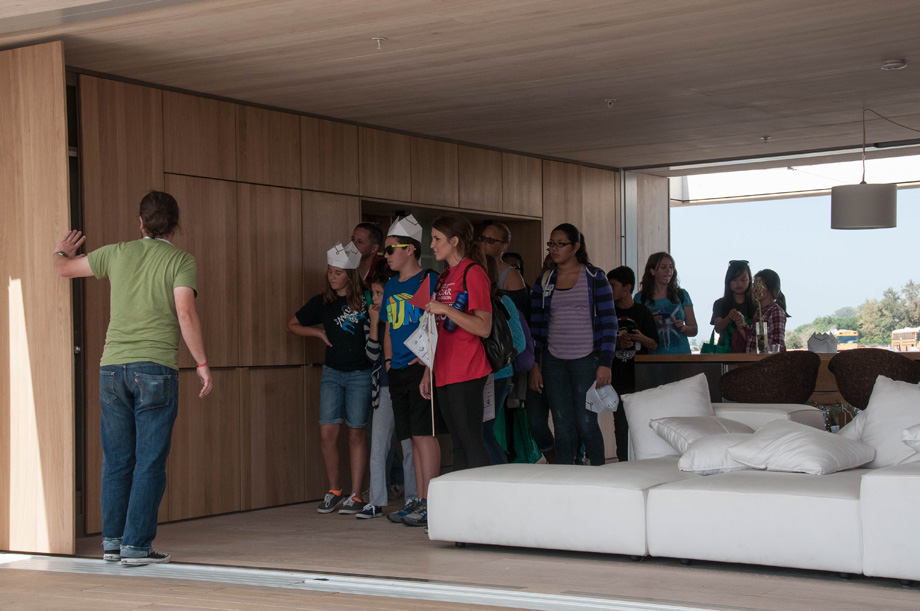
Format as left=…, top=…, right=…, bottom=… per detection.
left=197, top=362, right=208, bottom=368
left=385, top=358, right=391, bottom=362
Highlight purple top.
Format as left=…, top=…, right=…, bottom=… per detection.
left=548, top=268, right=594, bottom=359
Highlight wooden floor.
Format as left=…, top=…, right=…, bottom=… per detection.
left=4, top=501, right=918, bottom=610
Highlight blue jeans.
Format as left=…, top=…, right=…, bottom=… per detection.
left=319, top=366, right=372, bottom=427
left=524, top=386, right=555, bottom=453
left=541, top=352, right=606, bottom=466
left=99, top=362, right=178, bottom=557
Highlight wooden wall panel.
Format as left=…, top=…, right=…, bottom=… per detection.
left=358, top=127, right=411, bottom=201
left=301, top=191, right=361, bottom=364
left=503, top=220, right=545, bottom=287
left=301, top=117, right=358, bottom=194
left=542, top=160, right=582, bottom=237
left=580, top=167, right=620, bottom=274
left=167, top=369, right=241, bottom=520
left=163, top=91, right=237, bottom=181
left=458, top=145, right=502, bottom=212
left=238, top=183, right=304, bottom=366
left=80, top=74, right=165, bottom=538
left=166, top=175, right=240, bottom=368
left=240, top=367, right=306, bottom=509
left=303, top=366, right=325, bottom=501
left=636, top=173, right=670, bottom=273
left=0, top=41, right=74, bottom=554
left=410, top=137, right=458, bottom=208
left=237, top=105, right=300, bottom=188
left=502, top=153, right=542, bottom=217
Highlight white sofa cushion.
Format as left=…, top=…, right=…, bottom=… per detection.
left=650, top=416, right=754, bottom=454
left=678, top=433, right=753, bottom=475
left=727, top=420, right=875, bottom=475
left=713, top=403, right=825, bottom=431
left=854, top=376, right=920, bottom=468
left=647, top=468, right=867, bottom=574
left=902, top=423, right=920, bottom=452
left=427, top=458, right=695, bottom=556
left=623, top=374, right=713, bottom=460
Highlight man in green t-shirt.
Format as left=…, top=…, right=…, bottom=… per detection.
left=54, top=191, right=212, bottom=566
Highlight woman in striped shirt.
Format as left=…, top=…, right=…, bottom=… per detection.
left=528, top=223, right=618, bottom=466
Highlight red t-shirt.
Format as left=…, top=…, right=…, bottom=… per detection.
left=433, top=258, right=492, bottom=387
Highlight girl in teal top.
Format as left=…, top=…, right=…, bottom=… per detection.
left=636, top=252, right=698, bottom=355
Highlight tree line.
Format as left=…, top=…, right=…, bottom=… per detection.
left=786, top=280, right=920, bottom=348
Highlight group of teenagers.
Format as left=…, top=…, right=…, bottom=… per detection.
left=288, top=213, right=791, bottom=529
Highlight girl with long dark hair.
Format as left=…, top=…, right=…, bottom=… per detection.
left=637, top=252, right=697, bottom=354
left=711, top=259, right=755, bottom=352
left=528, top=223, right=618, bottom=466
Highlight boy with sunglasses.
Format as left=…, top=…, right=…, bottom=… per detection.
left=381, top=215, right=443, bottom=526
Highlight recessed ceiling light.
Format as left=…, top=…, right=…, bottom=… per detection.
left=761, top=135, right=772, bottom=142
left=371, top=37, right=387, bottom=50
left=881, top=59, right=907, bottom=71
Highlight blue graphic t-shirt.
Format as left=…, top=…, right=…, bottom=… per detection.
left=637, top=289, right=693, bottom=355
left=384, top=269, right=439, bottom=369
left=296, top=293, right=371, bottom=371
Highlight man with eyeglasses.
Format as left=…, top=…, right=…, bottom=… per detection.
left=351, top=222, right=385, bottom=286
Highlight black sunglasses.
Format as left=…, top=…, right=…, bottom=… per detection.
left=384, top=244, right=411, bottom=256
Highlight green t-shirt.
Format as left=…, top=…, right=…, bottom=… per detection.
left=88, top=238, right=197, bottom=370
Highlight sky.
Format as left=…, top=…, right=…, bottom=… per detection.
left=669, top=187, right=920, bottom=345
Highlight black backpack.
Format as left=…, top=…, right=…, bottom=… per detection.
left=437, top=263, right=517, bottom=373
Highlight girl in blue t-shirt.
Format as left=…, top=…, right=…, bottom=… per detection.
left=636, top=252, right=698, bottom=355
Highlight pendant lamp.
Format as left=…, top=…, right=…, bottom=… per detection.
left=831, top=109, right=897, bottom=229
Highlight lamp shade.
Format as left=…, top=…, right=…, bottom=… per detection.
left=830, top=183, right=897, bottom=229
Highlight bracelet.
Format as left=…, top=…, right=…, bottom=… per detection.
left=197, top=362, right=208, bottom=368
left=54, top=251, right=68, bottom=257
left=384, top=358, right=391, bottom=362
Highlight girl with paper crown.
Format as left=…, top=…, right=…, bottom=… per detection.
left=287, top=241, right=372, bottom=516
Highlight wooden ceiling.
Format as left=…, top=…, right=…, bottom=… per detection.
left=3, top=0, right=919, bottom=172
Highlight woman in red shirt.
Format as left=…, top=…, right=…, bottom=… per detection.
left=420, top=215, right=493, bottom=471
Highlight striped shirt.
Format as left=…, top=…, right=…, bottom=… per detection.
left=530, top=263, right=618, bottom=367
left=548, top=268, right=594, bottom=359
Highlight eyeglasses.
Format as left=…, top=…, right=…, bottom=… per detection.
left=729, top=260, right=749, bottom=265
left=384, top=244, right=410, bottom=256
left=546, top=241, right=573, bottom=249
left=478, top=235, right=506, bottom=245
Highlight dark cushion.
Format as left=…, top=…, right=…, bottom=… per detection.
left=827, top=349, right=920, bottom=410
left=720, top=351, right=821, bottom=404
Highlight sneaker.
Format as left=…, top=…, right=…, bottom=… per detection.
left=120, top=550, right=170, bottom=566
left=356, top=503, right=385, bottom=519
left=103, top=550, right=120, bottom=562
left=387, top=484, right=404, bottom=500
left=387, top=497, right=420, bottom=523
left=401, top=499, right=427, bottom=527
left=338, top=494, right=363, bottom=515
left=317, top=491, right=347, bottom=514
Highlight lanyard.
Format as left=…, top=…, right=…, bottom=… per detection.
left=438, top=258, right=466, bottom=302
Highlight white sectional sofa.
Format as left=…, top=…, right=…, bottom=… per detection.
left=427, top=376, right=920, bottom=584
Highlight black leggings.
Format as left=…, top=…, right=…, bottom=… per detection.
left=437, top=376, right=490, bottom=471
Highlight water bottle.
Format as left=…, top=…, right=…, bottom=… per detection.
left=442, top=291, right=468, bottom=332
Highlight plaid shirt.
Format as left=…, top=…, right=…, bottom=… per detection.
left=745, top=301, right=787, bottom=353
left=530, top=263, right=618, bottom=367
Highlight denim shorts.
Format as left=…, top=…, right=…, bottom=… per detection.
left=319, top=365, right=372, bottom=428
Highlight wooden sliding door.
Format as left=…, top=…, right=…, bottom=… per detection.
left=0, top=41, right=74, bottom=554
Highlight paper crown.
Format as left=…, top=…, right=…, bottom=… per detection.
left=326, top=241, right=361, bottom=270
left=387, top=214, right=423, bottom=243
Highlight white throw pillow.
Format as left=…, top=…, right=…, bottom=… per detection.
left=836, top=410, right=866, bottom=440
left=678, top=433, right=753, bottom=476
left=650, top=416, right=754, bottom=454
left=727, top=420, right=875, bottom=475
left=902, top=423, right=920, bottom=452
left=858, top=376, right=920, bottom=468
left=622, top=374, right=713, bottom=460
